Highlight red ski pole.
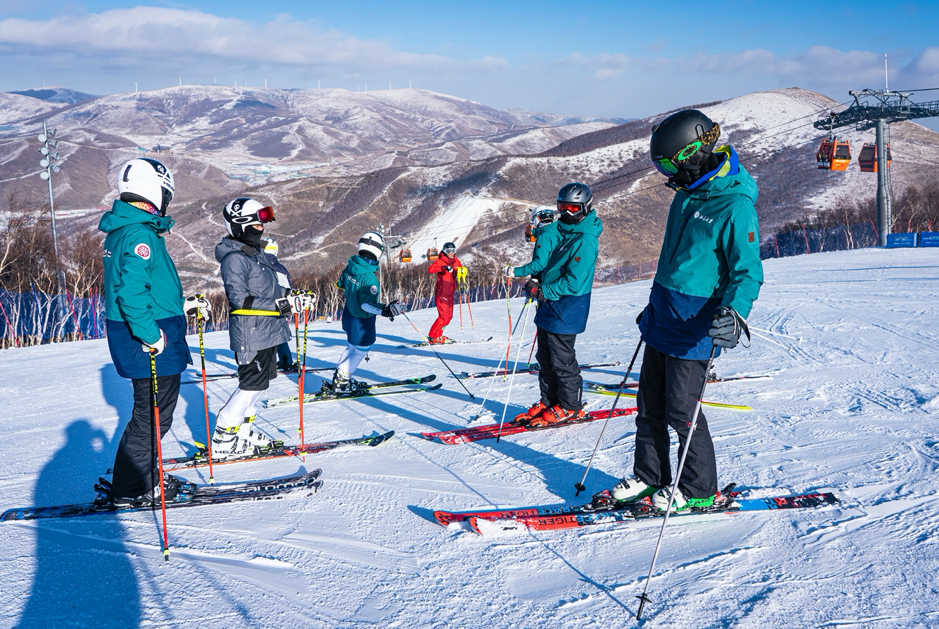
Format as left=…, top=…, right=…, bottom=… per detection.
left=196, top=310, right=215, bottom=483
left=149, top=351, right=170, bottom=561
left=527, top=330, right=538, bottom=367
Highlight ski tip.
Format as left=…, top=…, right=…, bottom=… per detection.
left=433, top=511, right=453, bottom=527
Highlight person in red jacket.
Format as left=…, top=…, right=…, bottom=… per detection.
left=427, top=241, right=463, bottom=344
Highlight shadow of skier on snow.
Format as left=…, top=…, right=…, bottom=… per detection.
left=17, top=419, right=141, bottom=629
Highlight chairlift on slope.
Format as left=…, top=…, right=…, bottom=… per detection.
left=858, top=143, right=892, bottom=173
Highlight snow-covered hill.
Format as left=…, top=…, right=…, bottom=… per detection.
left=0, top=85, right=615, bottom=209
left=1, top=247, right=937, bottom=627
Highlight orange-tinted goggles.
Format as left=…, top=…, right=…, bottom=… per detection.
left=558, top=202, right=582, bottom=214
left=256, top=206, right=276, bottom=223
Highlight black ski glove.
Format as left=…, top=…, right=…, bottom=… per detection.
left=381, top=300, right=406, bottom=321
left=708, top=306, right=750, bottom=349
left=524, top=278, right=541, bottom=301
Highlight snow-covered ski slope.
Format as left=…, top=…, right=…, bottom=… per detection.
left=1, top=247, right=938, bottom=628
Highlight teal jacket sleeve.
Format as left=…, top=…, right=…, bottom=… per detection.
left=540, top=235, right=598, bottom=301
left=114, top=231, right=161, bottom=344
left=515, top=238, right=553, bottom=278
left=719, top=201, right=763, bottom=318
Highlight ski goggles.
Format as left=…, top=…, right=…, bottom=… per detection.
left=255, top=206, right=276, bottom=223
left=442, top=246, right=456, bottom=255
left=557, top=202, right=584, bottom=215
left=652, top=122, right=721, bottom=176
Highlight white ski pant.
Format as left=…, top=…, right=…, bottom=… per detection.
left=216, top=387, right=262, bottom=430
left=337, top=343, right=370, bottom=377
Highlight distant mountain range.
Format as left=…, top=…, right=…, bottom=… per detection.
left=10, top=87, right=97, bottom=105
left=2, top=85, right=937, bottom=291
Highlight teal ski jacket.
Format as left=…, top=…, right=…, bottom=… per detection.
left=639, top=146, right=763, bottom=359
left=514, top=221, right=561, bottom=279
left=534, top=211, right=603, bottom=335
left=99, top=200, right=188, bottom=379
left=337, top=255, right=381, bottom=319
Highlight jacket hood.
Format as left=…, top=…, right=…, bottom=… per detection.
left=215, top=235, right=251, bottom=263
left=557, top=209, right=603, bottom=238
left=98, top=199, right=174, bottom=234
left=348, top=254, right=378, bottom=273
left=676, top=146, right=758, bottom=204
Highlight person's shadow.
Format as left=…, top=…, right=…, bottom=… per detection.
left=16, top=419, right=141, bottom=628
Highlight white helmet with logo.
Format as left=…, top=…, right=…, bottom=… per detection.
left=222, top=197, right=275, bottom=239
left=529, top=205, right=555, bottom=226
left=358, top=231, right=384, bottom=261
left=117, top=158, right=175, bottom=215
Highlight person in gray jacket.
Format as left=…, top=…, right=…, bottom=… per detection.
left=212, top=198, right=313, bottom=459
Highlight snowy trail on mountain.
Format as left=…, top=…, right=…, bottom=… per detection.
left=1, top=247, right=938, bottom=627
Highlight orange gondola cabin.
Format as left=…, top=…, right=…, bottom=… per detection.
left=399, top=248, right=412, bottom=263
left=426, top=247, right=439, bottom=262
left=817, top=138, right=851, bottom=171
left=858, top=143, right=892, bottom=173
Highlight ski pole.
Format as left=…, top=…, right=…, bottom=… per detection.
left=573, top=339, right=643, bottom=496
left=464, top=279, right=475, bottom=328
left=502, top=277, right=513, bottom=376
left=459, top=290, right=463, bottom=330
left=527, top=330, right=538, bottom=367
left=149, top=351, right=170, bottom=561
left=496, top=298, right=534, bottom=442
left=401, top=311, right=475, bottom=400
left=636, top=345, right=718, bottom=620
left=294, top=312, right=300, bottom=370
left=749, top=325, right=801, bottom=342
left=299, top=306, right=310, bottom=460
left=471, top=299, right=529, bottom=422
left=196, top=308, right=215, bottom=484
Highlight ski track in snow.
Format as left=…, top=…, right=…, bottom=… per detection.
left=1, top=247, right=939, bottom=627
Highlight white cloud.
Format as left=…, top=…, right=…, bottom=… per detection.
left=0, top=7, right=455, bottom=71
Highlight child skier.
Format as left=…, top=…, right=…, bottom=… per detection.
left=99, top=157, right=196, bottom=505
left=506, top=205, right=560, bottom=289
left=324, top=231, right=406, bottom=394
left=427, top=241, right=463, bottom=344
left=212, top=197, right=313, bottom=459
left=510, top=184, right=602, bottom=427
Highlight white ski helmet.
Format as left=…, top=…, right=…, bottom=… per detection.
left=530, top=205, right=555, bottom=226
left=223, top=197, right=275, bottom=239
left=358, top=231, right=384, bottom=261
left=117, top=158, right=175, bottom=215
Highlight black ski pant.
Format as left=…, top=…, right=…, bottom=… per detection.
left=536, top=328, right=582, bottom=411
left=110, top=374, right=180, bottom=499
left=633, top=344, right=718, bottom=499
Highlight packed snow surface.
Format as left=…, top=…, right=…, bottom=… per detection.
left=1, top=247, right=938, bottom=628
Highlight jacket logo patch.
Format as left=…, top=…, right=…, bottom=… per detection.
left=134, top=243, right=151, bottom=260
left=748, top=231, right=755, bottom=243
left=693, top=210, right=714, bottom=225
left=370, top=285, right=378, bottom=295
left=574, top=257, right=581, bottom=262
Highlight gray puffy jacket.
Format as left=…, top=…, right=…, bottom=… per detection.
left=215, top=237, right=292, bottom=363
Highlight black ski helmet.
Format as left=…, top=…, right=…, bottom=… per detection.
left=442, top=242, right=456, bottom=256
left=650, top=110, right=721, bottom=178
left=557, top=182, right=593, bottom=224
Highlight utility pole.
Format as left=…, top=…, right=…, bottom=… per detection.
left=814, top=88, right=939, bottom=246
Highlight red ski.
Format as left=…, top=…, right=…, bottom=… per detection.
left=420, top=407, right=637, bottom=445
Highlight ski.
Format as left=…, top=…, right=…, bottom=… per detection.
left=161, top=431, right=394, bottom=470
left=397, top=336, right=494, bottom=349
left=577, top=371, right=776, bottom=392
left=432, top=485, right=838, bottom=531
left=263, top=381, right=442, bottom=408
left=456, top=361, right=621, bottom=380
left=584, top=383, right=753, bottom=411
left=1, top=469, right=323, bottom=522
left=182, top=365, right=331, bottom=385
left=420, top=406, right=637, bottom=445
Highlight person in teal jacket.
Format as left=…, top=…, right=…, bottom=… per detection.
left=325, top=231, right=405, bottom=395
left=595, top=110, right=763, bottom=514
left=508, top=183, right=602, bottom=427
left=99, top=158, right=203, bottom=506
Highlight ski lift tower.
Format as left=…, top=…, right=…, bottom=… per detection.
left=813, top=89, right=939, bottom=245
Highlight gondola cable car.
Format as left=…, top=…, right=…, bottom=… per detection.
left=399, top=248, right=412, bottom=263
left=816, top=136, right=852, bottom=171
left=858, top=142, right=892, bottom=173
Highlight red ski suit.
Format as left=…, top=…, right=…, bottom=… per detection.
left=428, top=253, right=462, bottom=339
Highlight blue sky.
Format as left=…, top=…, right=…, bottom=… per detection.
left=2, top=1, right=938, bottom=122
